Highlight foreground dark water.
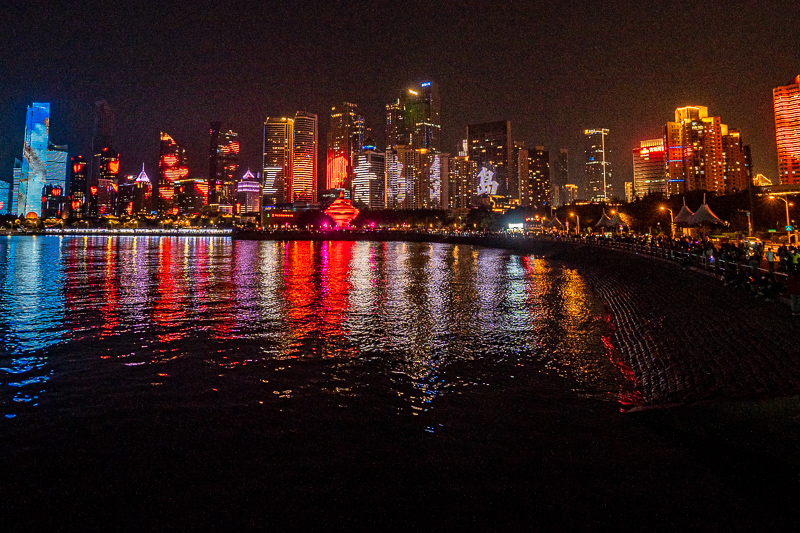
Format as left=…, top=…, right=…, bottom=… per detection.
left=0, top=236, right=794, bottom=529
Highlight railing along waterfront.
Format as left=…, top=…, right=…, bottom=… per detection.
left=533, top=233, right=789, bottom=284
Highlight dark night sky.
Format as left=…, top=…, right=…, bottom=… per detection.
left=2, top=0, right=799, bottom=195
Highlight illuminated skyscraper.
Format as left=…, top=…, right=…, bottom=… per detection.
left=0, top=181, right=9, bottom=215
left=263, top=117, right=294, bottom=206
left=722, top=128, right=748, bottom=193
left=520, top=146, right=550, bottom=208
left=584, top=128, right=611, bottom=202
left=158, top=132, right=188, bottom=215
left=16, top=102, right=50, bottom=217
left=208, top=123, right=240, bottom=213
left=131, top=165, right=153, bottom=215
left=663, top=106, right=726, bottom=194
left=447, top=155, right=476, bottom=209
left=94, top=147, right=120, bottom=216
left=385, top=99, right=405, bottom=149
left=293, top=111, right=317, bottom=203
left=386, top=146, right=416, bottom=208
left=326, top=102, right=364, bottom=191
left=774, top=75, right=800, bottom=185
left=386, top=82, right=441, bottom=152
left=236, top=169, right=261, bottom=214
left=68, top=155, right=88, bottom=217
left=467, top=120, right=512, bottom=199
left=352, top=149, right=386, bottom=209
left=412, top=150, right=449, bottom=209
left=632, top=139, right=666, bottom=198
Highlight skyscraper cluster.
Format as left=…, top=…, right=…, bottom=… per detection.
left=631, top=106, right=751, bottom=199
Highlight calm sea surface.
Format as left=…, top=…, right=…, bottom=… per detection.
left=0, top=235, right=632, bottom=421
left=1, top=236, right=793, bottom=529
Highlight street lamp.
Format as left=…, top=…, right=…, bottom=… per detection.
left=569, top=212, right=579, bottom=236
left=769, top=195, right=794, bottom=244
left=660, top=206, right=674, bottom=238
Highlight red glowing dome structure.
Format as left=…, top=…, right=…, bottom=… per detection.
left=324, top=191, right=360, bottom=228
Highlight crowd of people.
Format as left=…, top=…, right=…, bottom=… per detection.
left=553, top=232, right=800, bottom=315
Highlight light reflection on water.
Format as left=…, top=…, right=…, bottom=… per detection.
left=0, top=236, right=635, bottom=419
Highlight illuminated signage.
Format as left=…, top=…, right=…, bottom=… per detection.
left=476, top=166, right=499, bottom=195
left=420, top=82, right=431, bottom=87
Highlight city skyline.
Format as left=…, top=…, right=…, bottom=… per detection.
left=1, top=1, right=798, bottom=201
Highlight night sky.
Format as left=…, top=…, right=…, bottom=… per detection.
left=2, top=0, right=799, bottom=195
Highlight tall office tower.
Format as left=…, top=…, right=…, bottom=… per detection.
left=94, top=147, right=119, bottom=216
left=0, top=181, right=9, bottom=214
left=722, top=128, right=748, bottom=193
left=411, top=150, right=449, bottom=209
left=385, top=99, right=406, bottom=149
left=236, top=169, right=261, bottom=214
left=663, top=120, right=685, bottom=195
left=90, top=100, right=115, bottom=197
left=326, top=102, right=364, bottom=191
left=352, top=148, right=386, bottom=209
left=208, top=123, right=240, bottom=212
left=683, top=113, right=725, bottom=193
left=46, top=144, right=68, bottom=191
left=632, top=139, right=666, bottom=198
left=448, top=156, right=477, bottom=209
left=774, top=75, right=800, bottom=185
left=68, top=155, right=88, bottom=217
left=664, top=106, right=726, bottom=194
left=263, top=117, right=294, bottom=206
left=386, top=145, right=416, bottom=208
left=467, top=120, right=512, bottom=198
left=584, top=128, right=612, bottom=202
left=509, top=141, right=526, bottom=201
left=293, top=111, right=318, bottom=203
left=11, top=159, right=22, bottom=215
left=131, top=165, right=152, bottom=215
left=16, top=102, right=50, bottom=217
left=158, top=132, right=188, bottom=215
left=519, top=146, right=550, bottom=208
left=386, top=82, right=442, bottom=151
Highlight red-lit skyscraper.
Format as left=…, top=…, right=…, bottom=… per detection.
left=158, top=132, right=188, bottom=215
left=774, top=75, right=800, bottom=185
left=326, top=102, right=364, bottom=191
left=293, top=111, right=317, bottom=204
left=263, top=117, right=294, bottom=206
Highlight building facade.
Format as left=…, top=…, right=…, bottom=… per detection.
left=16, top=102, right=51, bottom=217
left=584, top=128, right=611, bottom=202
left=774, top=75, right=800, bottom=185
left=158, top=132, right=189, bottom=215
left=293, top=111, right=317, bottom=204
left=632, top=139, right=666, bottom=198
left=326, top=102, right=364, bottom=192
left=467, top=121, right=512, bottom=200
left=208, top=123, right=240, bottom=213
left=263, top=117, right=294, bottom=206
left=722, top=128, right=749, bottom=193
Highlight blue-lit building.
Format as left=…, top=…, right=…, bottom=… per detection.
left=16, top=103, right=51, bottom=217
left=0, top=180, right=10, bottom=215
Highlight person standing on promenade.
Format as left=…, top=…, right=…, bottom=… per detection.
left=766, top=247, right=776, bottom=272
